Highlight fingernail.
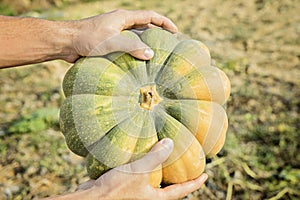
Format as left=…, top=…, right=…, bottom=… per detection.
left=200, top=173, right=208, bottom=182
left=144, top=48, right=154, bottom=58
left=172, top=25, right=178, bottom=33
left=161, top=138, right=174, bottom=151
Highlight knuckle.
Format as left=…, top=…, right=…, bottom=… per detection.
left=147, top=10, right=158, bottom=15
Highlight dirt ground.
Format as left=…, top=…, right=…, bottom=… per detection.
left=0, top=0, right=299, bottom=199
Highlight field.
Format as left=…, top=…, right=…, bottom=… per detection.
left=0, top=0, right=299, bottom=199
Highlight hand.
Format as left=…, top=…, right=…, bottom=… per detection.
left=74, top=138, right=208, bottom=200
left=68, top=9, right=178, bottom=62
left=0, top=10, right=177, bottom=68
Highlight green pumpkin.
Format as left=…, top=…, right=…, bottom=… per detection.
left=59, top=28, right=230, bottom=186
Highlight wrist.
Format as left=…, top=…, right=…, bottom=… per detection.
left=49, top=20, right=80, bottom=63
left=44, top=186, right=106, bottom=200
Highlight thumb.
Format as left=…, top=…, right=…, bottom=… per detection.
left=126, top=40, right=154, bottom=60
left=76, top=180, right=96, bottom=191
left=93, top=34, right=154, bottom=60
left=113, top=34, right=154, bottom=60
left=117, top=138, right=174, bottom=174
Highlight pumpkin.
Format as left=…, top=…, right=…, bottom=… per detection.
left=59, top=28, right=230, bottom=186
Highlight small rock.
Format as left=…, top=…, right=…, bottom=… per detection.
left=5, top=185, right=20, bottom=197
left=26, top=166, right=39, bottom=176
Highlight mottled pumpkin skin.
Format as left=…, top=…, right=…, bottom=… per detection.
left=59, top=28, right=231, bottom=186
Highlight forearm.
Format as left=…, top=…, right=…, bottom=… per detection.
left=0, top=15, right=78, bottom=68
left=43, top=187, right=103, bottom=200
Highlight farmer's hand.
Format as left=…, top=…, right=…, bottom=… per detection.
left=74, top=138, right=208, bottom=200
left=0, top=10, right=177, bottom=68
left=68, top=9, right=178, bottom=62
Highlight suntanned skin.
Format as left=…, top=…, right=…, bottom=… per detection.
left=0, top=9, right=178, bottom=68
left=0, top=9, right=208, bottom=199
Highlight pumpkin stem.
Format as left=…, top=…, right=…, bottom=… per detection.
left=140, top=85, right=162, bottom=110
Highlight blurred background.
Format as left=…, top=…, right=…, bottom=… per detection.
left=0, top=0, right=299, bottom=199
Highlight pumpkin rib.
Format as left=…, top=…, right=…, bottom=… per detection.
left=86, top=113, right=145, bottom=179
left=162, top=138, right=206, bottom=184
left=153, top=108, right=206, bottom=184
left=60, top=94, right=136, bottom=157
left=202, top=109, right=228, bottom=156
left=140, top=28, right=179, bottom=83
left=152, top=49, right=178, bottom=85
left=106, top=52, right=148, bottom=86
left=89, top=104, right=145, bottom=151
left=85, top=115, right=128, bottom=153
left=63, top=57, right=136, bottom=97
left=152, top=106, right=202, bottom=165
left=215, top=67, right=231, bottom=104
left=161, top=99, right=228, bottom=156
left=87, top=110, right=145, bottom=169
left=154, top=39, right=212, bottom=88
left=86, top=153, right=111, bottom=179
left=86, top=109, right=161, bottom=183
left=130, top=111, right=158, bottom=161
left=157, top=65, right=229, bottom=104
left=168, top=39, right=211, bottom=69
left=156, top=68, right=211, bottom=101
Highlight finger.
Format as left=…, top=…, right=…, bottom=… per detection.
left=160, top=173, right=208, bottom=200
left=91, top=34, right=154, bottom=60
left=76, top=180, right=96, bottom=191
left=130, top=28, right=148, bottom=36
left=123, top=10, right=178, bottom=33
left=130, top=25, right=162, bottom=37
left=118, top=138, right=174, bottom=174
left=130, top=24, right=160, bottom=31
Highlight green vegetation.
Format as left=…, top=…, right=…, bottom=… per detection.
left=0, top=2, right=16, bottom=16
left=7, top=108, right=59, bottom=134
